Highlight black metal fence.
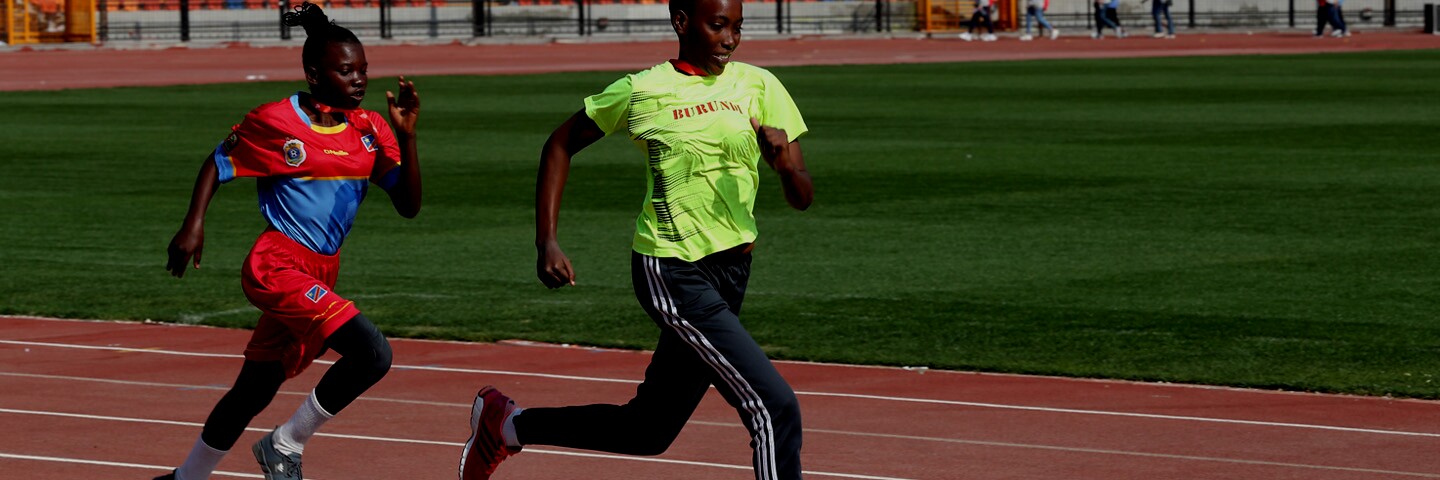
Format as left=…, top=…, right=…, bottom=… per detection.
left=1042, top=0, right=1433, bottom=32
left=96, top=0, right=906, bottom=42
left=94, top=0, right=1438, bottom=42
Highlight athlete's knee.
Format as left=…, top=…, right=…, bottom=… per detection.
left=330, top=314, right=393, bottom=378
left=348, top=333, right=392, bottom=382
left=765, top=388, right=802, bottom=424
left=368, top=335, right=393, bottom=377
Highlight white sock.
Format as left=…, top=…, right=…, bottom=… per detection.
left=272, top=390, right=334, bottom=456
left=174, top=435, right=227, bottom=480
left=501, top=408, right=523, bottom=449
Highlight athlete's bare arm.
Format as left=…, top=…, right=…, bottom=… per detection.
left=166, top=158, right=220, bottom=278
left=535, top=109, right=606, bottom=289
left=751, top=118, right=813, bottom=211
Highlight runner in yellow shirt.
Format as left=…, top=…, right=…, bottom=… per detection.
left=460, top=0, right=813, bottom=478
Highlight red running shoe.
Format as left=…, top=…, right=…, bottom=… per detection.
left=459, top=386, right=521, bottom=479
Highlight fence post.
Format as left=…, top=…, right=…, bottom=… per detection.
left=874, top=0, right=882, bottom=32
left=1384, top=0, right=1396, bottom=26
left=472, top=0, right=486, bottom=36
left=1086, top=0, right=1092, bottom=31
left=428, top=0, right=437, bottom=37
left=280, top=0, right=291, bottom=40
left=98, top=0, right=108, bottom=41
left=576, top=0, right=586, bottom=36
left=179, top=0, right=190, bottom=41
left=380, top=0, right=392, bottom=39
left=1288, top=0, right=1295, bottom=27
left=776, top=0, right=783, bottom=33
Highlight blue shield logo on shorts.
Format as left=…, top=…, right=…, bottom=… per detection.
left=305, top=285, right=328, bottom=303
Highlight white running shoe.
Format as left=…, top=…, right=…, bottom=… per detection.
left=959, top=32, right=974, bottom=41
left=1331, top=30, right=1343, bottom=37
left=1166, top=34, right=1176, bottom=39
left=981, top=33, right=997, bottom=42
left=1091, top=31, right=1102, bottom=39
left=1152, top=32, right=1165, bottom=38
left=1019, top=34, right=1033, bottom=41
left=1050, top=28, right=1060, bottom=40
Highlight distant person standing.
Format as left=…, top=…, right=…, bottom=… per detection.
left=1316, top=0, right=1343, bottom=37
left=1021, top=0, right=1060, bottom=41
left=1147, top=0, right=1175, bottom=38
left=961, top=0, right=998, bottom=42
left=1330, top=0, right=1350, bottom=36
left=1094, top=0, right=1126, bottom=39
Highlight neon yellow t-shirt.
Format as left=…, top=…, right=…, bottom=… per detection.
left=585, top=61, right=808, bottom=262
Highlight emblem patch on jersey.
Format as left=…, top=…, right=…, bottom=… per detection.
left=305, top=284, right=328, bottom=303
left=361, top=134, right=377, bottom=153
left=283, top=139, right=307, bottom=167
left=222, top=133, right=239, bottom=153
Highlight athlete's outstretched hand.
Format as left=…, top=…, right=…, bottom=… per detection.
left=386, top=76, right=420, bottom=136
left=166, top=224, right=204, bottom=278
left=751, top=117, right=791, bottom=171
left=537, top=242, right=576, bottom=289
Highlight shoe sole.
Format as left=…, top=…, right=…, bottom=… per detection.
left=459, top=388, right=487, bottom=479
left=461, top=386, right=512, bottom=480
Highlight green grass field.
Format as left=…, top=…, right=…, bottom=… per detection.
left=3, top=50, right=1438, bottom=398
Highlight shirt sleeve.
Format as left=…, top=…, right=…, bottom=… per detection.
left=212, top=107, right=287, bottom=183
left=756, top=69, right=809, bottom=143
left=583, top=76, right=633, bottom=136
left=364, top=112, right=404, bottom=191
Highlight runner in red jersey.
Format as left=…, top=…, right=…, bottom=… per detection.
left=156, top=3, right=422, bottom=479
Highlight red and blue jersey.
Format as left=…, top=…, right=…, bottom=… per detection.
left=212, top=93, right=402, bottom=255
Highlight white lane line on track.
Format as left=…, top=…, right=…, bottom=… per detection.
left=4, top=408, right=1437, bottom=479
left=0, top=452, right=264, bottom=478
left=178, top=307, right=259, bottom=324
left=0, top=408, right=912, bottom=480
left=0, top=371, right=963, bottom=445
left=4, top=339, right=1439, bottom=439
left=0, top=339, right=637, bottom=383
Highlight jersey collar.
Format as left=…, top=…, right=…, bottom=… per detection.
left=669, top=59, right=710, bottom=77
left=290, top=93, right=350, bottom=134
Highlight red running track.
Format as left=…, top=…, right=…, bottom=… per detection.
left=1, top=316, right=1438, bottom=479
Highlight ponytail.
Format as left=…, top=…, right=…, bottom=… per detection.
left=283, top=2, right=360, bottom=68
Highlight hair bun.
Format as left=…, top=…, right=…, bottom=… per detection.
left=282, top=2, right=330, bottom=35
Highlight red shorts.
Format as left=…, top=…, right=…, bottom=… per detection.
left=241, top=229, right=360, bottom=379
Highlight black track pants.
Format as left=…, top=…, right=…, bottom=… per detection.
left=517, top=249, right=803, bottom=480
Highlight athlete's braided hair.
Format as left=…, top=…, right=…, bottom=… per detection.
left=282, top=2, right=361, bottom=68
